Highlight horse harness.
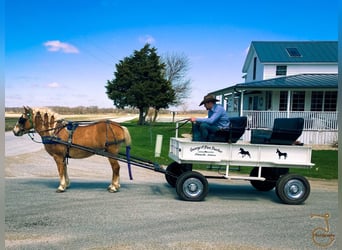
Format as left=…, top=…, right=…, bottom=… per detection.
left=41, top=120, right=125, bottom=162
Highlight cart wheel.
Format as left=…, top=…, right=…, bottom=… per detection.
left=275, top=174, right=310, bottom=205
left=176, top=171, right=208, bottom=201
left=250, top=167, right=277, bottom=191
left=165, top=162, right=192, bottom=187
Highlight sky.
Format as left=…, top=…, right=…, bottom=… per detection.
left=5, top=0, right=339, bottom=110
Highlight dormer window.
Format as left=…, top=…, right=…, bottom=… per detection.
left=276, top=65, right=287, bottom=76
left=286, top=47, right=302, bottom=57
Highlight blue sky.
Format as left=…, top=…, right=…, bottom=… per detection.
left=5, top=0, right=338, bottom=110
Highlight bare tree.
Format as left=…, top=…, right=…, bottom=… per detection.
left=163, top=52, right=192, bottom=106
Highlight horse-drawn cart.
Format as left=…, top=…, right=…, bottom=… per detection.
left=13, top=107, right=314, bottom=205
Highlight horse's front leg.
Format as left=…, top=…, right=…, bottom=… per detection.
left=53, top=155, right=70, bottom=192
left=107, top=158, right=120, bottom=193
left=64, top=162, right=70, bottom=188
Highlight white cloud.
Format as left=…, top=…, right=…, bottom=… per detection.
left=43, top=40, right=79, bottom=53
left=47, top=82, right=61, bottom=88
left=138, top=35, right=156, bottom=44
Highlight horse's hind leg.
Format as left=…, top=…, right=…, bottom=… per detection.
left=107, top=158, right=120, bottom=193
left=53, top=155, right=70, bottom=192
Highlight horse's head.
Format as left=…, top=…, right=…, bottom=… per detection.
left=12, top=106, right=34, bottom=136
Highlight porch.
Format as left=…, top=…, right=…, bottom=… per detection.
left=228, top=111, right=338, bottom=145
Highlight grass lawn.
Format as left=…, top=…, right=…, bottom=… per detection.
left=291, top=150, right=338, bottom=179
left=6, top=117, right=338, bottom=180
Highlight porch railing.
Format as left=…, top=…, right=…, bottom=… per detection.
left=230, top=111, right=338, bottom=131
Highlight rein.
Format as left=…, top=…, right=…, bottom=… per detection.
left=27, top=130, right=42, bottom=143
left=171, top=118, right=191, bottom=132
left=26, top=123, right=67, bottom=144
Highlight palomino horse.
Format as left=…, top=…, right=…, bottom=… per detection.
left=13, top=106, right=131, bottom=193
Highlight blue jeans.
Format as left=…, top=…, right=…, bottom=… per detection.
left=192, top=122, right=220, bottom=141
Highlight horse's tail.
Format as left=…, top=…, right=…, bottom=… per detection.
left=122, top=125, right=133, bottom=180
left=122, top=126, right=131, bottom=146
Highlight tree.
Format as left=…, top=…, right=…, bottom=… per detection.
left=106, top=44, right=175, bottom=125
left=163, top=52, right=192, bottom=106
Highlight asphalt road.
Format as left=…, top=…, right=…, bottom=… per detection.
left=5, top=132, right=339, bottom=249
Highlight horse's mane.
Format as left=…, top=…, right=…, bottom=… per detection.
left=31, top=108, right=62, bottom=132
left=32, top=108, right=60, bottom=120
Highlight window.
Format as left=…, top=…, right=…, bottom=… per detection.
left=311, top=91, right=323, bottom=111
left=291, top=91, right=305, bottom=111
left=311, top=91, right=337, bottom=111
left=248, top=97, right=253, bottom=110
left=279, top=91, right=288, bottom=111
left=253, top=96, right=259, bottom=110
left=286, top=47, right=302, bottom=57
left=233, top=98, right=239, bottom=112
left=265, top=91, right=272, bottom=110
left=276, top=65, right=287, bottom=76
left=253, top=57, right=257, bottom=80
left=324, top=91, right=337, bottom=111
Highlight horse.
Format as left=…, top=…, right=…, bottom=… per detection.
left=276, top=149, right=287, bottom=159
left=12, top=106, right=132, bottom=193
left=238, top=148, right=251, bottom=158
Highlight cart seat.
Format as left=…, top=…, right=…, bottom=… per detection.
left=251, top=117, right=304, bottom=145
left=211, top=116, right=247, bottom=143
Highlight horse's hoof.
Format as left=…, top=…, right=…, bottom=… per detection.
left=107, top=185, right=118, bottom=193
left=56, top=187, right=66, bottom=193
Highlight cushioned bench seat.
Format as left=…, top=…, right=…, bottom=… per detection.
left=251, top=117, right=304, bottom=145
left=211, top=116, right=247, bottom=143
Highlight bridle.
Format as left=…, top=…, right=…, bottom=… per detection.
left=16, top=109, right=35, bottom=135
left=15, top=109, right=65, bottom=137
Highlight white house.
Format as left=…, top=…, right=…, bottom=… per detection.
left=211, top=41, right=338, bottom=145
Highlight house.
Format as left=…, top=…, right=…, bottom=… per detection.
left=211, top=41, right=338, bottom=145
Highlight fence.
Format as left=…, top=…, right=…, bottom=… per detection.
left=230, top=111, right=338, bottom=145
left=238, top=111, right=338, bottom=130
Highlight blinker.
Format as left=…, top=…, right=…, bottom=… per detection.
left=18, top=116, right=27, bottom=124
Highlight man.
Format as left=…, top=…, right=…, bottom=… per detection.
left=190, top=94, right=230, bottom=141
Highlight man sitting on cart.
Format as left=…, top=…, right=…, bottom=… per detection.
left=190, top=94, right=230, bottom=141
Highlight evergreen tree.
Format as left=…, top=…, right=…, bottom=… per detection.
left=106, top=44, right=175, bottom=125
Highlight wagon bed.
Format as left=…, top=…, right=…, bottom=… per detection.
left=169, top=137, right=313, bottom=169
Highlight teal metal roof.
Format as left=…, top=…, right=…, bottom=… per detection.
left=242, top=41, right=338, bottom=73
left=234, top=74, right=338, bottom=90
left=252, top=41, right=337, bottom=63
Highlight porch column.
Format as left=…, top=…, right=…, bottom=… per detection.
left=219, top=94, right=224, bottom=106
left=287, top=90, right=291, bottom=118
left=240, top=91, right=244, bottom=116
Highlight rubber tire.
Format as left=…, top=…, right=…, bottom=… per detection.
left=250, top=167, right=277, bottom=191
left=275, top=174, right=310, bottom=205
left=165, top=162, right=192, bottom=187
left=176, top=171, right=208, bottom=201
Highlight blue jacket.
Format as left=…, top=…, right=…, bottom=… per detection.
left=196, top=104, right=230, bottom=129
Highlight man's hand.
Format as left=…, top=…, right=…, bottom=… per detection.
left=190, top=117, right=196, bottom=122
